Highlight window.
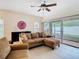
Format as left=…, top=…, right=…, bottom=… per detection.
left=33, top=22, right=40, bottom=32
left=44, top=22, right=50, bottom=33
left=43, top=15, right=79, bottom=47
left=63, top=19, right=79, bottom=42
left=0, top=19, right=4, bottom=38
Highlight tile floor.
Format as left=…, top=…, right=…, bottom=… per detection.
left=63, top=40, right=79, bottom=48
left=29, top=44, right=79, bottom=59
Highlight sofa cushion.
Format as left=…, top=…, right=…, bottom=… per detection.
left=19, top=33, right=29, bottom=43
left=10, top=43, right=29, bottom=50
left=19, top=33, right=31, bottom=39
left=31, top=32, right=39, bottom=39
left=27, top=38, right=44, bottom=48
left=28, top=38, right=43, bottom=43
left=0, top=37, right=11, bottom=59
left=38, top=32, right=48, bottom=38
left=22, top=38, right=28, bottom=43
left=38, top=32, right=43, bottom=38
left=19, top=33, right=26, bottom=38
left=6, top=50, right=29, bottom=59
left=26, top=33, right=31, bottom=39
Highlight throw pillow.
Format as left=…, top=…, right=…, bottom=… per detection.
left=31, top=32, right=39, bottom=39
left=26, top=33, right=31, bottom=39
left=19, top=33, right=28, bottom=43
left=22, top=38, right=28, bottom=43
left=40, top=32, right=48, bottom=38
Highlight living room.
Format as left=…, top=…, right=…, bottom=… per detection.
left=0, top=0, right=79, bottom=59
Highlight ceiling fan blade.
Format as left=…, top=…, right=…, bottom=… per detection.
left=30, top=6, right=40, bottom=7
left=37, top=9, right=41, bottom=12
left=46, top=8, right=51, bottom=12
left=46, top=3, right=57, bottom=7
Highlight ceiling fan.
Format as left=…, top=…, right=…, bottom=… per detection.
left=31, top=1, right=57, bottom=12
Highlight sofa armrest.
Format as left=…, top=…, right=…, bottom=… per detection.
left=10, top=43, right=29, bottom=50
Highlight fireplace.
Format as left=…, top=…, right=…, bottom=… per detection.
left=11, top=31, right=31, bottom=44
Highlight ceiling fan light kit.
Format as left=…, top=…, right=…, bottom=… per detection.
left=31, top=1, right=57, bottom=12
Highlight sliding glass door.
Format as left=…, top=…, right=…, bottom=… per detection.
left=52, top=21, right=63, bottom=42
left=43, top=17, right=79, bottom=47
left=63, top=19, right=79, bottom=42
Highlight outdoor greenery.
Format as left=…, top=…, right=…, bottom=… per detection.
left=63, top=19, right=79, bottom=26
left=63, top=34, right=79, bottom=42
left=53, top=19, right=79, bottom=42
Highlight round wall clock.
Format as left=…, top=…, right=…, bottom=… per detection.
left=17, top=21, right=26, bottom=30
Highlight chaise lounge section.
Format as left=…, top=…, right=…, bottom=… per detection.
left=44, top=38, right=60, bottom=49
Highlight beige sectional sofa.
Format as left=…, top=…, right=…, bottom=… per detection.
left=19, top=32, right=60, bottom=49
left=0, top=37, right=29, bottom=59
left=0, top=32, right=60, bottom=59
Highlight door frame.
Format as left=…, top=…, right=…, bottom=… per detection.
left=51, top=20, right=63, bottom=43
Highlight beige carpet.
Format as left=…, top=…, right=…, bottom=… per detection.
left=28, top=45, right=79, bottom=59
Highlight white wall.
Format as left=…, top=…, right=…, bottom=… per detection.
left=0, top=10, right=42, bottom=41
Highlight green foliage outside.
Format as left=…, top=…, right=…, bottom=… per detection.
left=63, top=19, right=79, bottom=26
left=53, top=19, right=79, bottom=42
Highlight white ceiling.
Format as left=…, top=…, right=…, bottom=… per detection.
left=0, top=0, right=79, bottom=19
